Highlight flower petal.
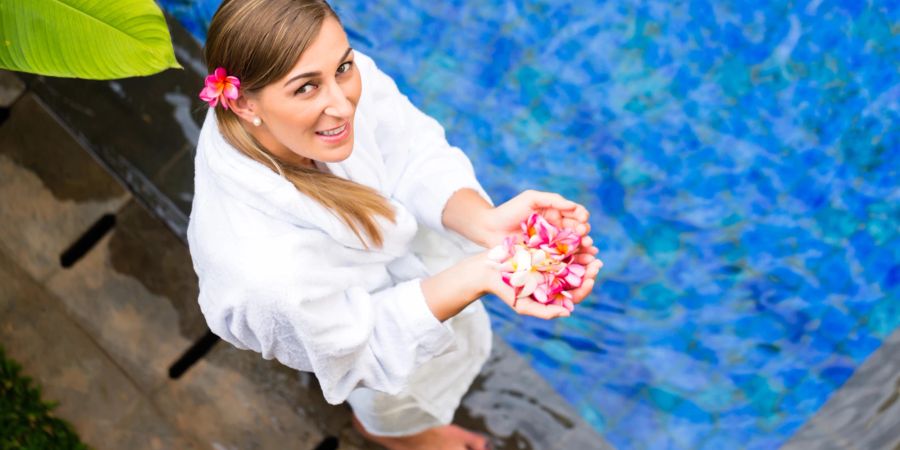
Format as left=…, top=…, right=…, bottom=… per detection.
left=225, top=75, right=240, bottom=89
left=532, top=249, right=546, bottom=266
left=509, top=270, right=528, bottom=287
left=533, top=285, right=548, bottom=303
left=520, top=272, right=541, bottom=298
left=222, top=82, right=239, bottom=100
left=568, top=263, right=586, bottom=277
left=514, top=248, right=532, bottom=271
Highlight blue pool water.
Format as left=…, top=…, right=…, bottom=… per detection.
left=161, top=1, right=900, bottom=448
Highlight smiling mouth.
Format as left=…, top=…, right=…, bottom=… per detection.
left=316, top=123, right=347, bottom=136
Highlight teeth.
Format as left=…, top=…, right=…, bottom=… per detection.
left=319, top=124, right=346, bottom=136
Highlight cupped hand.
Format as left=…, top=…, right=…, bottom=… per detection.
left=475, top=190, right=592, bottom=249
left=483, top=249, right=604, bottom=320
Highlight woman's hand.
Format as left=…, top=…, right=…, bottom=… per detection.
left=479, top=250, right=604, bottom=320
left=475, top=190, right=592, bottom=249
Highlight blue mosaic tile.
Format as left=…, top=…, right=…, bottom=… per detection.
left=161, top=1, right=900, bottom=448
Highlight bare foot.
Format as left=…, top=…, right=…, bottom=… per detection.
left=351, top=413, right=492, bottom=450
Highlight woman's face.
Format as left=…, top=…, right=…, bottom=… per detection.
left=241, top=17, right=361, bottom=167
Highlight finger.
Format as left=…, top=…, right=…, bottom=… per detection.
left=494, top=282, right=518, bottom=307
left=515, top=298, right=571, bottom=319
left=527, top=191, right=577, bottom=211
left=569, top=278, right=596, bottom=303
left=573, top=253, right=596, bottom=265
left=560, top=204, right=590, bottom=222
left=574, top=245, right=599, bottom=256
left=542, top=208, right=563, bottom=227
left=560, top=217, right=581, bottom=232
left=570, top=261, right=603, bottom=304
left=561, top=218, right=591, bottom=236
left=586, top=258, right=604, bottom=277
left=581, top=236, right=593, bottom=248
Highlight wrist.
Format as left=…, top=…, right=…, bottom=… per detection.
left=442, top=188, right=493, bottom=246
left=462, top=251, right=493, bottom=299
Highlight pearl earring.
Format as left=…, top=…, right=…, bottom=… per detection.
left=252, top=117, right=262, bottom=127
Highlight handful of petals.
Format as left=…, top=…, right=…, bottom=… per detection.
left=487, top=213, right=586, bottom=312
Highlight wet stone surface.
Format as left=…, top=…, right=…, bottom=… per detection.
left=45, top=200, right=206, bottom=393
left=28, top=12, right=206, bottom=241
left=107, top=201, right=207, bottom=341
left=783, top=328, right=900, bottom=450
left=0, top=93, right=130, bottom=281
left=457, top=334, right=613, bottom=450
left=0, top=243, right=202, bottom=450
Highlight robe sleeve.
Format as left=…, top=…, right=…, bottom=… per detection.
left=195, top=236, right=457, bottom=406
left=356, top=52, right=494, bottom=232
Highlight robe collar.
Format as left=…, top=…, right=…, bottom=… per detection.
left=195, top=109, right=415, bottom=256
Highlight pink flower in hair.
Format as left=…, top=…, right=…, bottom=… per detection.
left=199, top=67, right=240, bottom=109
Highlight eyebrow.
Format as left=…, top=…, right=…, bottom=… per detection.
left=283, top=47, right=354, bottom=87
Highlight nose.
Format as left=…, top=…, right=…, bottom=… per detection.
left=323, top=81, right=353, bottom=118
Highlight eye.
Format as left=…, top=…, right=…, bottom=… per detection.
left=337, top=61, right=353, bottom=75
left=295, top=82, right=316, bottom=95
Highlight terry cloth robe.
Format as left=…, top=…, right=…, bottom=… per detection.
left=187, top=51, right=494, bottom=436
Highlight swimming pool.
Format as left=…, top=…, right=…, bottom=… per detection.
left=159, top=1, right=900, bottom=448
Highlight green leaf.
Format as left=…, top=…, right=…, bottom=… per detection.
left=0, top=0, right=182, bottom=79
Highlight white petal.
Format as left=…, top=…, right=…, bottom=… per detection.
left=532, top=249, right=546, bottom=266
left=520, top=272, right=541, bottom=297
left=514, top=248, right=532, bottom=271
left=509, top=270, right=528, bottom=287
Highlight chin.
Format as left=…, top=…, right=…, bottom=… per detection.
left=325, top=137, right=355, bottom=162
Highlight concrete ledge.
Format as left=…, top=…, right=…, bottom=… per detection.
left=783, top=329, right=900, bottom=450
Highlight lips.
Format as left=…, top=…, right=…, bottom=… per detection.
left=314, top=121, right=351, bottom=144
left=317, top=123, right=347, bottom=136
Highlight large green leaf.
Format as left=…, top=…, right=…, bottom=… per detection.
left=0, top=0, right=182, bottom=79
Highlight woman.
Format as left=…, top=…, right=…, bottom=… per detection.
left=187, top=0, right=603, bottom=448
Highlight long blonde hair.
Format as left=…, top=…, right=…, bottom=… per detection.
left=205, top=0, right=395, bottom=248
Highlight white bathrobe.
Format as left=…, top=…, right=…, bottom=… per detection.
left=187, top=51, right=493, bottom=436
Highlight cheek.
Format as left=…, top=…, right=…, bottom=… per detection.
left=266, top=107, right=318, bottom=145
left=348, top=75, right=363, bottom=106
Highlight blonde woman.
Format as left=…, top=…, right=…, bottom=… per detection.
left=187, top=0, right=602, bottom=448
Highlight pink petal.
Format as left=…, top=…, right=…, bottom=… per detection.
left=213, top=67, right=227, bottom=81
left=564, top=272, right=583, bottom=288
left=546, top=280, right=565, bottom=296
left=568, top=264, right=586, bottom=277
left=225, top=75, right=240, bottom=89
left=222, top=82, right=239, bottom=100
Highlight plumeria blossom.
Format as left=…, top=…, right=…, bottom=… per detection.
left=199, top=67, right=240, bottom=110
left=488, top=213, right=587, bottom=313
